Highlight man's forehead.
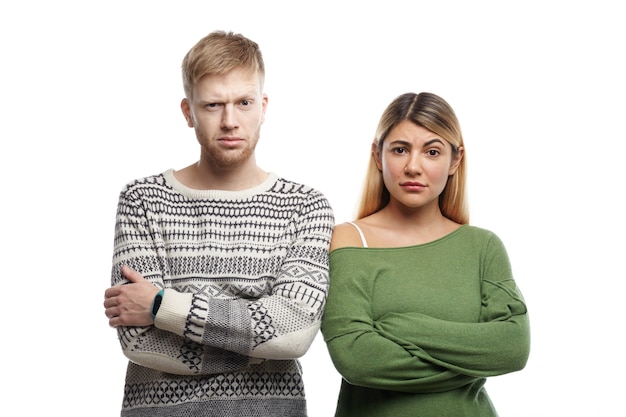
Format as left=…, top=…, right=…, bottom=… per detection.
left=194, top=72, right=262, bottom=100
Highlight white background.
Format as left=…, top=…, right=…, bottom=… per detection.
left=2, top=1, right=624, bottom=416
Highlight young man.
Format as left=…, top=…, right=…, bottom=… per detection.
left=103, top=30, right=334, bottom=417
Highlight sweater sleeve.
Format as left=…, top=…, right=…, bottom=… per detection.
left=112, top=181, right=334, bottom=376
left=321, top=252, right=477, bottom=394
left=373, top=234, right=530, bottom=377
left=112, top=185, right=256, bottom=376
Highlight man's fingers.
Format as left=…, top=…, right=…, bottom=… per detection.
left=105, top=305, right=117, bottom=318
left=108, top=315, right=120, bottom=328
left=121, top=265, right=147, bottom=283
left=104, top=286, right=121, bottom=299
left=103, top=296, right=118, bottom=309
left=105, top=266, right=158, bottom=328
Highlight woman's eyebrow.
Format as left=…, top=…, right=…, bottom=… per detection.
left=423, top=138, right=445, bottom=147
left=387, top=139, right=411, bottom=147
left=387, top=138, right=446, bottom=148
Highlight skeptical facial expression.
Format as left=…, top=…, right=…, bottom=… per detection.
left=374, top=120, right=463, bottom=211
left=181, top=67, right=268, bottom=169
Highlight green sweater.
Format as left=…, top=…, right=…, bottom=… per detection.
left=321, top=225, right=530, bottom=417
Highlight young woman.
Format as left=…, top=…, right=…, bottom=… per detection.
left=321, top=92, right=530, bottom=416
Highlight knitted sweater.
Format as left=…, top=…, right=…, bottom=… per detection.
left=321, top=225, right=530, bottom=417
left=110, top=169, right=334, bottom=417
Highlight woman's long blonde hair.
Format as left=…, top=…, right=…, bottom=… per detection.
left=356, top=92, right=469, bottom=224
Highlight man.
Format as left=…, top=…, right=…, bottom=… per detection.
left=103, top=30, right=334, bottom=417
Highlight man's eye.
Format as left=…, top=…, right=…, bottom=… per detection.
left=241, top=100, right=250, bottom=106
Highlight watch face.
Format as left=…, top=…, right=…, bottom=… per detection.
left=152, top=290, right=164, bottom=318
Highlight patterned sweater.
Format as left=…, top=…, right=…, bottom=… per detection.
left=110, top=169, right=334, bottom=417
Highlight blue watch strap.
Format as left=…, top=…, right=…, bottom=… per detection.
left=151, top=289, right=165, bottom=320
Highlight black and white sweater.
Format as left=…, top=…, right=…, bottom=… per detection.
left=111, top=169, right=334, bottom=417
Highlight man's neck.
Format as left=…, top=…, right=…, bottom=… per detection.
left=174, top=160, right=268, bottom=191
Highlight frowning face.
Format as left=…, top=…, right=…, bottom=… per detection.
left=374, top=120, right=463, bottom=212
left=181, top=67, right=268, bottom=170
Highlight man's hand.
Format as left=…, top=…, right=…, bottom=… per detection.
left=104, top=266, right=161, bottom=328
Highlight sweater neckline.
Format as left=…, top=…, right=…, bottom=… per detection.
left=331, top=224, right=470, bottom=254
left=163, top=169, right=278, bottom=200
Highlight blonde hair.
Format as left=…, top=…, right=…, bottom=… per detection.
left=181, top=30, right=265, bottom=99
left=356, top=92, right=469, bottom=224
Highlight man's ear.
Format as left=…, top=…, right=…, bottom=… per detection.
left=181, top=98, right=194, bottom=127
left=260, top=93, right=268, bottom=124
left=372, top=141, right=382, bottom=171
left=449, top=146, right=464, bottom=175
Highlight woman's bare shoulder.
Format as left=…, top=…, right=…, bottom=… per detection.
left=330, top=222, right=365, bottom=251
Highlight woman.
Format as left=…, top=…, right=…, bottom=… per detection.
left=321, top=92, right=530, bottom=416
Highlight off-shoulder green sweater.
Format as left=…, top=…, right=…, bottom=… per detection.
left=321, top=225, right=530, bottom=417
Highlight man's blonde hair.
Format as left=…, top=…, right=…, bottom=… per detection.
left=181, top=30, right=265, bottom=99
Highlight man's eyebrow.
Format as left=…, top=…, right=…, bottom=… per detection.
left=197, top=91, right=258, bottom=104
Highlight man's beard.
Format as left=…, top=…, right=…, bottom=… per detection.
left=198, top=130, right=260, bottom=170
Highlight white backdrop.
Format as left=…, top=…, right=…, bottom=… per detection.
left=1, top=1, right=624, bottom=416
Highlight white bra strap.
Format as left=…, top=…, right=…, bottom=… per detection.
left=347, top=221, right=368, bottom=248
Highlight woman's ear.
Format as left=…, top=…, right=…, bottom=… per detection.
left=372, top=141, right=383, bottom=171
left=448, top=146, right=464, bottom=175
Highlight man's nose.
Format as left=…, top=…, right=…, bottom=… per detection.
left=221, top=105, right=238, bottom=130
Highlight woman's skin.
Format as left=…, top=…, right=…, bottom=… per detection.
left=331, top=120, right=464, bottom=251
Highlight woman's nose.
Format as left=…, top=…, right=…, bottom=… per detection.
left=404, top=156, right=422, bottom=175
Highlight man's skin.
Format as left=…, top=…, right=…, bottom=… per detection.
left=104, top=66, right=268, bottom=328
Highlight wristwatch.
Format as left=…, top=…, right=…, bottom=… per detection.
left=151, top=289, right=164, bottom=320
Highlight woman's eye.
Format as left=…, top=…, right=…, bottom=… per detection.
left=427, top=149, right=440, bottom=156
left=392, top=147, right=407, bottom=154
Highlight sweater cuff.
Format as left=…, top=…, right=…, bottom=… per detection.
left=154, top=289, right=193, bottom=336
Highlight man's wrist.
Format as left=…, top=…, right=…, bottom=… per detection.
left=151, top=289, right=165, bottom=320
